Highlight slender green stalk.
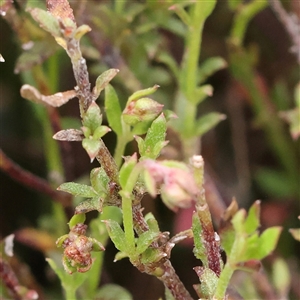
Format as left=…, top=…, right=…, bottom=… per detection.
left=121, top=192, right=135, bottom=254
left=65, top=286, right=77, bottom=300
left=213, top=260, right=234, bottom=299
left=176, top=1, right=216, bottom=157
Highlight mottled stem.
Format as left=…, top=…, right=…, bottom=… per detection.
left=159, top=260, right=193, bottom=300
left=191, top=156, right=221, bottom=276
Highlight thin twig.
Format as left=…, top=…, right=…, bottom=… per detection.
left=269, top=0, right=300, bottom=64
left=0, top=149, right=71, bottom=207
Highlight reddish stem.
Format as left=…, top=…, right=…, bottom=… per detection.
left=0, top=149, right=71, bottom=207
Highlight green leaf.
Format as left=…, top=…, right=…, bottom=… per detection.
left=198, top=57, right=227, bottom=84
left=139, top=113, right=167, bottom=159
left=58, top=182, right=98, bottom=197
left=119, top=154, right=137, bottom=190
left=156, top=51, right=179, bottom=79
left=27, top=8, right=61, bottom=37
left=128, top=85, right=159, bottom=103
left=95, top=284, right=133, bottom=300
left=145, top=213, right=160, bottom=233
left=194, top=85, right=213, bottom=105
left=192, top=213, right=208, bottom=266
left=93, top=69, right=119, bottom=99
left=194, top=267, right=219, bottom=298
left=131, top=120, right=152, bottom=135
left=75, top=197, right=104, bottom=214
left=105, top=84, right=123, bottom=136
left=103, top=219, right=128, bottom=254
left=68, top=214, right=86, bottom=229
left=169, top=4, right=192, bottom=27
left=90, top=167, right=109, bottom=196
left=241, top=227, right=282, bottom=261
left=195, top=112, right=226, bottom=137
left=253, top=227, right=282, bottom=260
left=220, top=226, right=235, bottom=256
left=92, top=125, right=111, bottom=140
left=82, top=102, right=102, bottom=133
left=136, top=230, right=159, bottom=255
left=244, top=200, right=260, bottom=234
left=195, top=112, right=226, bottom=136
left=82, top=138, right=101, bottom=162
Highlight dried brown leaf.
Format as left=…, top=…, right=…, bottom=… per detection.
left=20, top=84, right=77, bottom=107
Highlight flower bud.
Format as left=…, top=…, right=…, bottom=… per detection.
left=123, top=98, right=164, bottom=126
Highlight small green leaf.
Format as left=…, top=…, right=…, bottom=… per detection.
left=192, top=213, right=208, bottom=266
left=90, top=168, right=109, bottom=196
left=131, top=120, right=152, bottom=135
left=93, top=69, right=119, bottom=99
left=244, top=200, right=261, bottom=234
left=128, top=85, right=159, bottom=103
left=156, top=51, right=179, bottom=79
left=139, top=113, right=167, bottom=159
left=198, top=57, right=227, bottom=84
left=193, top=85, right=213, bottom=105
left=194, top=267, right=219, bottom=298
left=241, top=227, right=282, bottom=261
left=93, top=125, right=111, bottom=140
left=103, top=219, right=128, bottom=254
left=141, top=247, right=166, bottom=265
left=232, top=209, right=247, bottom=234
left=58, top=182, right=98, bottom=197
left=75, top=197, right=104, bottom=214
left=105, top=84, right=123, bottom=136
left=195, top=112, right=226, bottom=137
left=142, top=169, right=157, bottom=197
left=82, top=102, right=102, bottom=133
left=68, top=214, right=86, bottom=229
left=119, top=154, right=137, bottom=189
left=95, top=284, right=133, bottom=300
left=145, top=213, right=160, bottom=233
left=27, top=8, right=61, bottom=37
left=253, top=227, right=282, bottom=260
left=169, top=4, right=192, bottom=27
left=136, top=230, right=159, bottom=255
left=82, top=138, right=101, bottom=162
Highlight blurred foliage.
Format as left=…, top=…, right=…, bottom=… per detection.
left=0, top=0, right=299, bottom=299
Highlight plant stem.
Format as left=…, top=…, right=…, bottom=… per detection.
left=159, top=260, right=193, bottom=300
left=192, top=156, right=221, bottom=276
left=121, top=192, right=135, bottom=253
left=177, top=1, right=216, bottom=157
left=0, top=149, right=71, bottom=207
left=213, top=260, right=234, bottom=300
